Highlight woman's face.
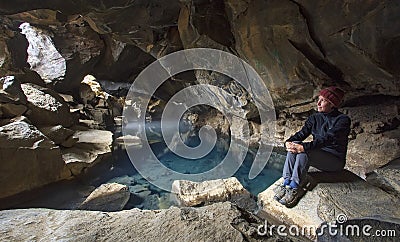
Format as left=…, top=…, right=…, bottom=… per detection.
left=317, top=95, right=334, bottom=113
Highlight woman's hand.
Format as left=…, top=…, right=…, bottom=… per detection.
left=285, top=141, right=305, bottom=153
left=285, top=141, right=296, bottom=153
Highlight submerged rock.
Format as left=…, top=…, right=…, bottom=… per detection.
left=107, top=175, right=136, bottom=186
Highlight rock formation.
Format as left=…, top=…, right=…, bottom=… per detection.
left=0, top=0, right=399, bottom=240
left=78, top=183, right=130, bottom=212
left=0, top=121, right=70, bottom=199
left=0, top=74, right=114, bottom=198
left=258, top=172, right=400, bottom=239
left=172, top=177, right=257, bottom=211
left=0, top=1, right=398, bottom=178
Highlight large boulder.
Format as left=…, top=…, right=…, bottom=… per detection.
left=0, top=202, right=293, bottom=241
left=79, top=183, right=130, bottom=212
left=61, top=129, right=113, bottom=175
left=0, top=103, right=27, bottom=118
left=257, top=170, right=400, bottom=239
left=366, top=158, right=400, bottom=198
left=0, top=121, right=71, bottom=199
left=172, top=177, right=257, bottom=211
left=38, top=125, right=75, bottom=145
left=0, top=77, right=28, bottom=120
left=21, top=83, right=76, bottom=127
left=342, top=103, right=400, bottom=177
left=347, top=129, right=400, bottom=177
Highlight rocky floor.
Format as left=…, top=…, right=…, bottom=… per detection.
left=0, top=202, right=298, bottom=242
left=258, top=169, right=400, bottom=240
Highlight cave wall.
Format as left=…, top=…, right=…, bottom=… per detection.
left=0, top=0, right=399, bottom=177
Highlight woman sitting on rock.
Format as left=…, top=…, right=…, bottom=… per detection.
left=274, top=86, right=351, bottom=207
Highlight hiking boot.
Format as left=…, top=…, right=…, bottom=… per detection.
left=273, top=184, right=289, bottom=201
left=278, top=187, right=300, bottom=208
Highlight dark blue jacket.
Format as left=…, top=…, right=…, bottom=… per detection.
left=286, top=109, right=351, bottom=160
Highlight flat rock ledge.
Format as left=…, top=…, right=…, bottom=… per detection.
left=62, top=129, right=113, bottom=175
left=257, top=170, right=400, bottom=240
left=0, top=202, right=293, bottom=242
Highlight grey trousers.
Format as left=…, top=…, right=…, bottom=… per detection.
left=282, top=149, right=345, bottom=185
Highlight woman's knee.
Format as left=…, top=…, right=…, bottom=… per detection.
left=295, top=152, right=308, bottom=160
left=286, top=151, right=296, bottom=158
left=284, top=152, right=297, bottom=165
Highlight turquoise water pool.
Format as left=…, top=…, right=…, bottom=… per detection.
left=1, top=134, right=284, bottom=210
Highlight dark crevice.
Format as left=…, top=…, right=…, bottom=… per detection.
left=344, top=94, right=400, bottom=107
left=288, top=39, right=348, bottom=86
left=192, top=0, right=235, bottom=48
left=287, top=98, right=315, bottom=109
left=290, top=0, right=326, bottom=57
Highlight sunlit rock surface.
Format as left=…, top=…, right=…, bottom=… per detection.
left=172, top=177, right=257, bottom=211
left=79, top=183, right=130, bottom=212
left=21, top=83, right=76, bottom=127
left=19, top=22, right=66, bottom=82
left=38, top=125, right=75, bottom=145
left=61, top=129, right=113, bottom=176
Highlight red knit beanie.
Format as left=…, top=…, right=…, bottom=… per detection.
left=319, top=86, right=345, bottom=107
